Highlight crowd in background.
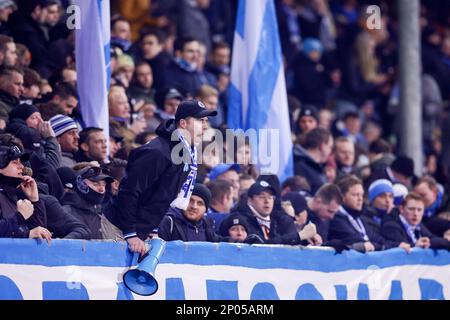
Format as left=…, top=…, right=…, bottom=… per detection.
left=0, top=0, right=449, bottom=253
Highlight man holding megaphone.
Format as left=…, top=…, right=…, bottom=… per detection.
left=103, top=100, right=217, bottom=255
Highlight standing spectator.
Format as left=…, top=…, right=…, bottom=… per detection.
left=164, top=37, right=206, bottom=97
left=206, top=179, right=233, bottom=232
left=204, top=41, right=230, bottom=83
left=49, top=82, right=78, bottom=116
left=21, top=67, right=41, bottom=104
left=0, top=0, right=17, bottom=35
left=158, top=183, right=227, bottom=242
left=381, top=192, right=450, bottom=250
left=110, top=16, right=132, bottom=52
left=195, top=84, right=223, bottom=128
left=127, top=62, right=155, bottom=106
left=0, top=65, right=23, bottom=123
left=0, top=35, right=17, bottom=66
left=292, top=38, right=327, bottom=108
left=334, top=136, right=355, bottom=178
left=61, top=165, right=114, bottom=239
left=75, top=127, right=108, bottom=164
left=294, top=128, right=333, bottom=194
left=0, top=144, right=51, bottom=241
left=296, top=105, right=319, bottom=136
left=135, top=29, right=171, bottom=93
left=8, top=0, right=62, bottom=77
left=50, top=114, right=79, bottom=168
left=104, top=100, right=217, bottom=254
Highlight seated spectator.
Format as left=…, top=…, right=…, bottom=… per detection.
left=208, top=163, right=240, bottom=203
left=330, top=175, right=408, bottom=253
left=294, top=128, right=333, bottom=194
left=61, top=165, right=114, bottom=239
left=206, top=179, right=233, bottom=231
left=0, top=144, right=51, bottom=241
left=204, top=41, right=231, bottom=83
left=6, top=103, right=61, bottom=169
left=229, top=180, right=318, bottom=245
left=364, top=179, right=396, bottom=225
left=158, top=183, right=228, bottom=242
left=21, top=67, right=41, bottom=104
left=0, top=65, right=23, bottom=123
left=305, top=183, right=345, bottom=250
left=219, top=213, right=249, bottom=243
left=75, top=127, right=108, bottom=164
left=50, top=114, right=79, bottom=168
left=413, top=175, right=450, bottom=237
left=381, top=192, right=450, bottom=250
left=280, top=175, right=311, bottom=197
left=49, top=82, right=78, bottom=116
left=282, top=192, right=309, bottom=233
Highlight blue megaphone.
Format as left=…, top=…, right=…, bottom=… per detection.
left=123, top=237, right=166, bottom=296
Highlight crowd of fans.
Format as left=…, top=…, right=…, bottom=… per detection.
left=0, top=0, right=449, bottom=254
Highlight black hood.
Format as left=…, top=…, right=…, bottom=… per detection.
left=294, top=144, right=325, bottom=171
left=155, top=119, right=177, bottom=140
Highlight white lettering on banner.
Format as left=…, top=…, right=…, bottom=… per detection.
left=0, top=264, right=449, bottom=300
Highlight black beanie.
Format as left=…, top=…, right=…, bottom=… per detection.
left=192, top=183, right=211, bottom=209
left=391, top=155, right=414, bottom=178
left=9, top=103, right=40, bottom=121
left=282, top=192, right=308, bottom=215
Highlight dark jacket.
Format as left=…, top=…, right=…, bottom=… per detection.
left=329, top=207, right=398, bottom=252
left=0, top=90, right=20, bottom=121
left=158, top=207, right=227, bottom=242
left=381, top=216, right=450, bottom=250
left=61, top=191, right=104, bottom=240
left=163, top=60, right=205, bottom=97
left=40, top=194, right=90, bottom=239
left=293, top=145, right=327, bottom=194
left=6, top=119, right=62, bottom=169
left=0, top=175, right=46, bottom=238
left=106, top=119, right=189, bottom=239
left=136, top=51, right=172, bottom=93
left=292, top=54, right=327, bottom=107
left=228, top=204, right=301, bottom=245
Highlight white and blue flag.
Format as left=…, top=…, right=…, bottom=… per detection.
left=228, top=0, right=293, bottom=182
left=75, top=0, right=110, bottom=139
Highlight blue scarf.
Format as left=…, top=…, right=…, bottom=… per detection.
left=170, top=130, right=197, bottom=210
left=424, top=191, right=443, bottom=218
left=175, top=57, right=197, bottom=72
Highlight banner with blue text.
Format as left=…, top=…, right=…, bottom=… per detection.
left=0, top=239, right=448, bottom=300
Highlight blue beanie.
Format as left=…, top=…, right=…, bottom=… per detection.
left=368, top=179, right=394, bottom=203
left=302, top=38, right=323, bottom=55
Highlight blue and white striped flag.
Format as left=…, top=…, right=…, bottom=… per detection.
left=75, top=0, right=110, bottom=139
left=228, top=0, right=293, bottom=182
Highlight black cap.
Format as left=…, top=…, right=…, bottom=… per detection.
left=0, top=145, right=30, bottom=169
left=247, top=180, right=276, bottom=198
left=56, top=166, right=77, bottom=189
left=174, top=100, right=217, bottom=122
left=220, top=213, right=250, bottom=233
left=77, top=166, right=114, bottom=183
left=165, top=88, right=183, bottom=101
left=282, top=192, right=308, bottom=215
left=191, top=183, right=211, bottom=209
left=391, top=155, right=415, bottom=178
left=9, top=103, right=40, bottom=121
left=299, top=105, right=319, bottom=122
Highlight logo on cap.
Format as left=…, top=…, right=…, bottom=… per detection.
left=198, top=101, right=206, bottom=109
left=233, top=218, right=239, bottom=225
left=260, top=181, right=270, bottom=187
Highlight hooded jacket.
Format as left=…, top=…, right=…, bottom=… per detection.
left=106, top=119, right=190, bottom=239
left=0, top=174, right=46, bottom=238
left=61, top=191, right=104, bottom=240
left=158, top=206, right=227, bottom=242
left=293, top=145, right=327, bottom=194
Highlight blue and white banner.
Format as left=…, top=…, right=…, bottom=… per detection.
left=228, top=0, right=294, bottom=182
left=75, top=0, right=110, bottom=139
left=0, top=239, right=449, bottom=300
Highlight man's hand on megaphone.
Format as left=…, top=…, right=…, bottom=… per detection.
left=126, top=236, right=147, bottom=256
